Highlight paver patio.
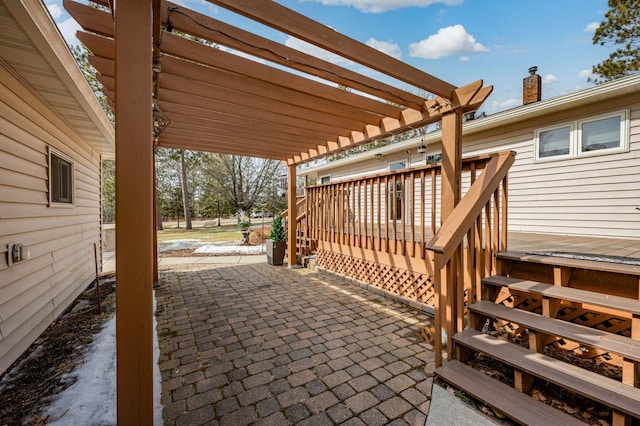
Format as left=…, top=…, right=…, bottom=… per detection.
left=155, top=263, right=436, bottom=425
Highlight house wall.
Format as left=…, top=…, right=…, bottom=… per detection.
left=304, top=92, right=640, bottom=240
left=462, top=95, right=640, bottom=239
left=0, top=62, right=101, bottom=373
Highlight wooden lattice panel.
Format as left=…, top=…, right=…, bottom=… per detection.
left=317, top=249, right=435, bottom=306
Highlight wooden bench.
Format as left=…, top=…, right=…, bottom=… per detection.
left=453, top=329, right=640, bottom=419
left=435, top=360, right=585, bottom=426
left=469, top=300, right=640, bottom=362
left=482, top=275, right=640, bottom=316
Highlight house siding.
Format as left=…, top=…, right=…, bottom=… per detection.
left=464, top=96, right=640, bottom=239
left=0, top=63, right=101, bottom=373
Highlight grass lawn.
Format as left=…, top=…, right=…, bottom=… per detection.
left=157, top=223, right=271, bottom=243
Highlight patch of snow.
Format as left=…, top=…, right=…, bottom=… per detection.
left=43, top=294, right=164, bottom=425
left=157, top=239, right=207, bottom=252
left=194, top=243, right=266, bottom=255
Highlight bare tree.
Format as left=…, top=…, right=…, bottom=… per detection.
left=204, top=154, right=282, bottom=221
left=180, top=150, right=192, bottom=229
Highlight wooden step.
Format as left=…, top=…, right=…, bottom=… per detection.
left=435, top=360, right=585, bottom=426
left=469, top=300, right=640, bottom=362
left=453, top=329, right=640, bottom=418
left=498, top=251, right=640, bottom=277
left=483, top=275, right=640, bottom=316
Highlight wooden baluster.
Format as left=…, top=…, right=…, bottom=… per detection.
left=431, top=168, right=437, bottom=237
left=410, top=171, right=416, bottom=258
left=420, top=170, right=426, bottom=259
left=377, top=177, right=382, bottom=252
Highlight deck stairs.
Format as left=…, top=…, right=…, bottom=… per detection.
left=435, top=251, right=640, bottom=425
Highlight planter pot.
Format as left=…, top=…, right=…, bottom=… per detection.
left=266, top=239, right=286, bottom=265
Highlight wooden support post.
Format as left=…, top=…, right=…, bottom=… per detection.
left=438, top=110, right=463, bottom=361
left=514, top=369, right=535, bottom=394
left=287, top=164, right=297, bottom=267
left=153, top=150, right=158, bottom=285
left=115, top=0, right=154, bottom=424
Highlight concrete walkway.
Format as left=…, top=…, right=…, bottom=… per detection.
left=155, top=263, right=437, bottom=425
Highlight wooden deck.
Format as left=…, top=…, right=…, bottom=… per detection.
left=507, top=231, right=640, bottom=259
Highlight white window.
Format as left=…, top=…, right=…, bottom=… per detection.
left=49, top=148, right=74, bottom=206
left=535, top=124, right=573, bottom=161
left=320, top=175, right=331, bottom=184
left=388, top=160, right=406, bottom=172
left=578, top=112, right=627, bottom=156
left=534, top=111, right=628, bottom=163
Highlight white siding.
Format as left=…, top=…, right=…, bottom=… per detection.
left=0, top=64, right=101, bottom=373
left=464, top=97, right=640, bottom=239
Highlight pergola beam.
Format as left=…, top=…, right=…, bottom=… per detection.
left=206, top=0, right=457, bottom=99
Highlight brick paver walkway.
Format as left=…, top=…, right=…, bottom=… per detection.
left=155, top=263, right=436, bottom=425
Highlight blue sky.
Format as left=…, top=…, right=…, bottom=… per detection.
left=47, top=0, right=615, bottom=115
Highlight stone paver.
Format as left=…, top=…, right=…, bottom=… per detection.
left=155, top=262, right=435, bottom=425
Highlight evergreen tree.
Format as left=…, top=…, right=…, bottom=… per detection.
left=268, top=212, right=286, bottom=241
left=591, top=0, right=640, bottom=82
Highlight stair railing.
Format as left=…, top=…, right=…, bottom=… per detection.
left=427, top=150, right=515, bottom=367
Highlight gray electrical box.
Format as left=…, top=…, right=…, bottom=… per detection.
left=7, top=243, right=30, bottom=267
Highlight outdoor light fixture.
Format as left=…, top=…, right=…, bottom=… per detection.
left=374, top=153, right=382, bottom=160
left=417, top=143, right=427, bottom=154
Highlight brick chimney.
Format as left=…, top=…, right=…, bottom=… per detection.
left=523, top=66, right=541, bottom=105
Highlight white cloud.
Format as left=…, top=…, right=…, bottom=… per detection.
left=57, top=17, right=82, bottom=47
left=301, top=0, right=463, bottom=13
left=486, top=97, right=519, bottom=114
left=459, top=56, right=470, bottom=62
left=409, top=25, right=488, bottom=59
left=584, top=22, right=600, bottom=32
left=365, top=38, right=402, bottom=59
left=578, top=69, right=594, bottom=79
left=542, top=74, right=558, bottom=84
left=285, top=36, right=354, bottom=66
left=46, top=3, right=63, bottom=20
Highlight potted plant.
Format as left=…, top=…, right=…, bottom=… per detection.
left=238, top=219, right=252, bottom=244
left=266, top=212, right=286, bottom=265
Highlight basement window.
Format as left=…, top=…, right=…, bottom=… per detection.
left=49, top=149, right=74, bottom=206
left=534, top=110, right=628, bottom=163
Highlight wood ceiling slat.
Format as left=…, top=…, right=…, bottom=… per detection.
left=159, top=73, right=366, bottom=131
left=158, top=138, right=290, bottom=159
left=166, top=121, right=327, bottom=148
left=206, top=0, right=456, bottom=99
left=158, top=132, right=304, bottom=158
left=160, top=34, right=403, bottom=118
left=159, top=56, right=385, bottom=125
left=159, top=104, right=337, bottom=142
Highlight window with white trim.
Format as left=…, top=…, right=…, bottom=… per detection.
left=320, top=175, right=331, bottom=184
left=534, top=111, right=628, bottom=162
left=49, top=149, right=74, bottom=205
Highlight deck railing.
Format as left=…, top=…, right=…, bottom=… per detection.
left=426, top=150, right=515, bottom=366
left=305, top=152, right=513, bottom=260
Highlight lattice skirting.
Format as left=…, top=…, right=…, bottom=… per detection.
left=316, top=249, right=436, bottom=307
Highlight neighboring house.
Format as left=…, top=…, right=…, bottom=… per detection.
left=300, top=70, right=640, bottom=240
left=0, top=1, right=114, bottom=373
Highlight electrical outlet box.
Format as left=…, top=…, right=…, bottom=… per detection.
left=7, top=243, right=29, bottom=267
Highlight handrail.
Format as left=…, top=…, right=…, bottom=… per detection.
left=427, top=151, right=515, bottom=264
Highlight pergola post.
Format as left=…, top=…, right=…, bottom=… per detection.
left=287, top=164, right=297, bottom=267
left=114, top=0, right=154, bottom=424
left=438, top=110, right=463, bottom=357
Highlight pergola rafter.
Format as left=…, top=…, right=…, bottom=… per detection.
left=62, top=0, right=494, bottom=422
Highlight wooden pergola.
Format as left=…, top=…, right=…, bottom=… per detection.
left=64, top=0, right=492, bottom=423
